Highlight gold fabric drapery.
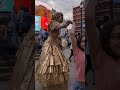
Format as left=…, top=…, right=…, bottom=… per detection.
left=9, top=25, right=35, bottom=90
left=36, top=20, right=69, bottom=90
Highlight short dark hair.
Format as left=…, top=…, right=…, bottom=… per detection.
left=77, top=35, right=85, bottom=51
left=100, top=19, right=120, bottom=59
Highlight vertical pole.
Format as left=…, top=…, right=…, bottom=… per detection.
left=81, top=7, right=82, bottom=35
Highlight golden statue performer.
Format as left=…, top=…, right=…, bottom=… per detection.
left=36, top=12, right=72, bottom=90
left=9, top=24, right=35, bottom=90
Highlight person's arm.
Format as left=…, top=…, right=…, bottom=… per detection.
left=56, top=20, right=72, bottom=30
left=85, top=0, right=102, bottom=65
left=70, top=22, right=77, bottom=51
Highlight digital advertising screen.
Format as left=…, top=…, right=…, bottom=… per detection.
left=35, top=16, right=41, bottom=32
left=41, top=16, right=51, bottom=31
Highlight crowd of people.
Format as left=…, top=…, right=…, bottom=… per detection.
left=35, top=27, right=81, bottom=59
left=34, top=11, right=86, bottom=90
left=0, top=6, right=33, bottom=49
left=35, top=29, right=49, bottom=53
left=0, top=1, right=119, bottom=90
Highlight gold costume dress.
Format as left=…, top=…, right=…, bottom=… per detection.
left=36, top=20, right=69, bottom=90
left=9, top=25, right=35, bottom=90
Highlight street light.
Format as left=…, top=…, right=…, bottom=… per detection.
left=80, top=1, right=83, bottom=35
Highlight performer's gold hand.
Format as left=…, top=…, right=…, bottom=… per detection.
left=66, top=20, right=73, bottom=26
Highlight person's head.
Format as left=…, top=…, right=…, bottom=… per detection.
left=77, top=35, right=85, bottom=51
left=52, top=12, right=63, bottom=23
left=100, top=19, right=120, bottom=60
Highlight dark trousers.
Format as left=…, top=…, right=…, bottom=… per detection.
left=69, top=49, right=73, bottom=60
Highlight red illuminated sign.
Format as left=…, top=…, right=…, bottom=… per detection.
left=41, top=17, right=51, bottom=31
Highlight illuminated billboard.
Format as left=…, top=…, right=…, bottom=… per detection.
left=41, top=16, right=51, bottom=31
left=35, top=16, right=51, bottom=32
left=35, top=16, right=41, bottom=32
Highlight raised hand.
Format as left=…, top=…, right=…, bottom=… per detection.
left=65, top=20, right=73, bottom=26
left=70, top=22, right=76, bottom=34
left=59, top=20, right=73, bottom=29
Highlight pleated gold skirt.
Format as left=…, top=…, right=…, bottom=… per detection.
left=36, top=37, right=69, bottom=90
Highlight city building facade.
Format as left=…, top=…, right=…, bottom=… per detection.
left=73, top=1, right=85, bottom=34
left=96, top=0, right=120, bottom=21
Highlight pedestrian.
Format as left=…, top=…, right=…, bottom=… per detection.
left=86, top=0, right=120, bottom=89
left=42, top=29, right=49, bottom=41
left=70, top=22, right=85, bottom=90
left=36, top=12, right=72, bottom=90
left=38, top=31, right=42, bottom=49
left=35, top=33, right=39, bottom=52
left=44, top=29, right=49, bottom=41
left=67, top=36, right=71, bottom=48
left=69, top=40, right=74, bottom=62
